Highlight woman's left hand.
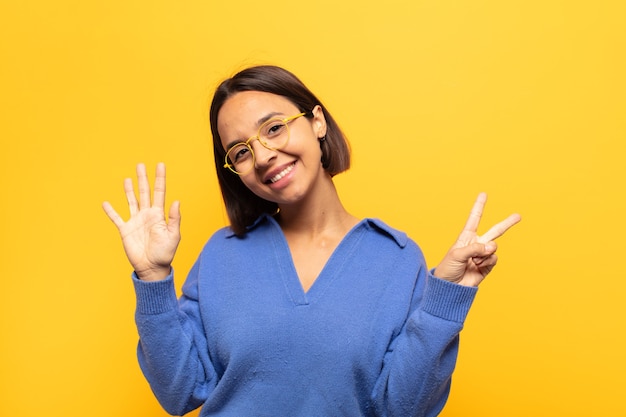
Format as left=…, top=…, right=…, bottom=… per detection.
left=433, top=193, right=521, bottom=287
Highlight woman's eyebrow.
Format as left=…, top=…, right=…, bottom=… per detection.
left=256, top=112, right=284, bottom=126
left=224, top=112, right=286, bottom=150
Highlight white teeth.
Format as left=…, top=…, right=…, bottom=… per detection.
left=269, top=164, right=294, bottom=183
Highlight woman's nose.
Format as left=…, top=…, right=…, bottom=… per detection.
left=251, top=140, right=277, bottom=168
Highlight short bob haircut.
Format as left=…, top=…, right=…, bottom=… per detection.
left=209, top=65, right=351, bottom=236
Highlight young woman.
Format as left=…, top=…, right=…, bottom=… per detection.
left=103, top=65, right=520, bottom=416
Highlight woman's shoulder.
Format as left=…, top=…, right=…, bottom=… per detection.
left=360, top=218, right=409, bottom=248
left=358, top=218, right=424, bottom=257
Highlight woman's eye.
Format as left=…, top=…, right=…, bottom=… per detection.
left=232, top=146, right=250, bottom=162
left=265, top=122, right=286, bottom=137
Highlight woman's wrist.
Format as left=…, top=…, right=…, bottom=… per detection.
left=136, top=265, right=171, bottom=282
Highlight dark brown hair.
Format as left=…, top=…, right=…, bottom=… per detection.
left=209, top=65, right=351, bottom=236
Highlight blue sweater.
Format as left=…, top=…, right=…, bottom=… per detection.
left=133, top=215, right=477, bottom=416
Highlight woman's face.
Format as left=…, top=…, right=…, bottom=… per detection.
left=217, top=91, right=328, bottom=206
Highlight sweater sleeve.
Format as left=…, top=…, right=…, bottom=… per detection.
left=133, top=261, right=217, bottom=416
left=372, top=269, right=477, bottom=417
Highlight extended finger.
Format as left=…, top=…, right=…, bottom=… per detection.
left=479, top=213, right=522, bottom=243
left=124, top=177, right=139, bottom=216
left=102, top=201, right=125, bottom=229
left=152, top=162, right=166, bottom=209
left=462, top=192, right=487, bottom=234
left=136, top=163, right=151, bottom=209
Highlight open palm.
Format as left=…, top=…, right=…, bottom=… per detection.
left=103, top=163, right=180, bottom=282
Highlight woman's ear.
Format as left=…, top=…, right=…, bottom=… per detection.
left=311, top=105, right=327, bottom=139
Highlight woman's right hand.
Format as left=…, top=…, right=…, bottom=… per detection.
left=102, top=163, right=181, bottom=282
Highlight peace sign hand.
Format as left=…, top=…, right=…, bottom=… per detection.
left=433, top=193, right=521, bottom=287
left=102, top=163, right=181, bottom=282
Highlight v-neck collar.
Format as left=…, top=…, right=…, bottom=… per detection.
left=267, top=216, right=368, bottom=306
left=224, top=214, right=409, bottom=306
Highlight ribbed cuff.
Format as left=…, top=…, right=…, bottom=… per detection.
left=421, top=272, right=478, bottom=323
left=132, top=271, right=179, bottom=315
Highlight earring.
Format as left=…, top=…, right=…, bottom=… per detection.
left=319, top=136, right=326, bottom=142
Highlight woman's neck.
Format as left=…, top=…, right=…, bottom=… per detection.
left=276, top=180, right=358, bottom=239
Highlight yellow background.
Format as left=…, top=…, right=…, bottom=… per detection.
left=1, top=0, right=624, bottom=416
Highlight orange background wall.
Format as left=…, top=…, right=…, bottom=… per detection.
left=1, top=1, right=624, bottom=416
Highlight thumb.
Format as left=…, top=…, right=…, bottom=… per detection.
left=452, top=241, right=497, bottom=262
left=168, top=201, right=181, bottom=232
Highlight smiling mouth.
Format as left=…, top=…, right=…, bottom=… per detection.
left=267, top=163, right=295, bottom=184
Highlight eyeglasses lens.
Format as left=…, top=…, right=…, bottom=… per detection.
left=226, top=119, right=290, bottom=174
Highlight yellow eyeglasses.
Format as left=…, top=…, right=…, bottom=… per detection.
left=223, top=112, right=307, bottom=175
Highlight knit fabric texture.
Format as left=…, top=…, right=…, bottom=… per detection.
left=133, top=215, right=477, bottom=416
